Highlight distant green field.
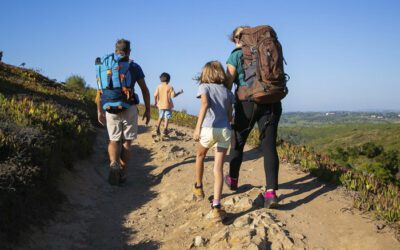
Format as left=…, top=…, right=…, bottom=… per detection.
left=279, top=123, right=400, bottom=153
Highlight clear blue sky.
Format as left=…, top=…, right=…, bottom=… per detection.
left=1, top=0, right=399, bottom=114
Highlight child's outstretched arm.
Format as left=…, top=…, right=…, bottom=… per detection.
left=193, top=94, right=208, bottom=141
left=173, top=89, right=184, bottom=98
left=171, top=88, right=184, bottom=98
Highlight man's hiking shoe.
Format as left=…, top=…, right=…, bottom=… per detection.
left=119, top=168, right=127, bottom=184
left=108, top=162, right=121, bottom=186
left=264, top=191, right=278, bottom=209
left=192, top=184, right=205, bottom=200
left=224, top=175, right=238, bottom=191
left=211, top=205, right=227, bottom=222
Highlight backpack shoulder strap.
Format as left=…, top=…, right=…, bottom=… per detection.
left=231, top=47, right=241, bottom=53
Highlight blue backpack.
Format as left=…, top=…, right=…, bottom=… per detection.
left=95, top=53, right=138, bottom=113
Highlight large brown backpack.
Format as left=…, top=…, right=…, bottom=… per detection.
left=237, top=25, right=289, bottom=104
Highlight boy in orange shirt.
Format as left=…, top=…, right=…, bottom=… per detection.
left=154, top=72, right=183, bottom=135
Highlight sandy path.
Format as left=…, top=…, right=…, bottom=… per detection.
left=18, top=121, right=399, bottom=250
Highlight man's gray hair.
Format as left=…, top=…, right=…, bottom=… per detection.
left=115, top=39, right=131, bottom=55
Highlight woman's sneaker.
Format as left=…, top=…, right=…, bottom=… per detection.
left=224, top=175, right=238, bottom=191
left=192, top=184, right=205, bottom=200
left=211, top=204, right=227, bottom=222
left=108, top=162, right=121, bottom=186
left=264, top=190, right=278, bottom=208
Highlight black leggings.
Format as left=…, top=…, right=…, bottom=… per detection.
left=229, top=101, right=282, bottom=190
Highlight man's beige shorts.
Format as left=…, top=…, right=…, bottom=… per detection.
left=106, top=105, right=138, bottom=141
left=199, top=127, right=231, bottom=149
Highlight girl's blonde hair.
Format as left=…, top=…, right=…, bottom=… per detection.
left=198, top=61, right=226, bottom=85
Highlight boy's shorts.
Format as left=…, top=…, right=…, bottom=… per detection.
left=106, top=105, right=138, bottom=141
left=199, top=127, right=231, bottom=149
left=159, top=109, right=172, bottom=119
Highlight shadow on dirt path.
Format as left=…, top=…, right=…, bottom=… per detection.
left=278, top=174, right=337, bottom=210
left=17, top=125, right=163, bottom=249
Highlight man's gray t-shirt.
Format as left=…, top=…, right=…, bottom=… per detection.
left=197, top=83, right=235, bottom=129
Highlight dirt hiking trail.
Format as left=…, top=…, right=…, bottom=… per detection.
left=18, top=121, right=399, bottom=250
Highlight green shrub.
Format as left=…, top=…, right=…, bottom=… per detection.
left=65, top=75, right=86, bottom=91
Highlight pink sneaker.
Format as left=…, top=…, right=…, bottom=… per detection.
left=224, top=175, right=238, bottom=191
left=264, top=190, right=278, bottom=208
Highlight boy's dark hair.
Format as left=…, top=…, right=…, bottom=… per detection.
left=160, top=72, right=171, bottom=83
left=115, top=39, right=131, bottom=55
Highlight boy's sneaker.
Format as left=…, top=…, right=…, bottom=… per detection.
left=108, top=162, right=121, bottom=186
left=264, top=190, right=278, bottom=209
left=224, top=175, right=238, bottom=191
left=155, top=127, right=161, bottom=136
left=211, top=205, right=227, bottom=222
left=163, top=128, right=169, bottom=136
left=192, top=184, right=205, bottom=200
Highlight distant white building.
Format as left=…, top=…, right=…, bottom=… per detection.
left=325, top=112, right=336, bottom=116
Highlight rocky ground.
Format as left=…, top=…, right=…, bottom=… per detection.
left=16, top=121, right=399, bottom=250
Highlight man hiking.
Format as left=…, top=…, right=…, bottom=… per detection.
left=96, top=39, right=151, bottom=185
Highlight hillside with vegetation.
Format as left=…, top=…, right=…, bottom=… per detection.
left=0, top=62, right=96, bottom=244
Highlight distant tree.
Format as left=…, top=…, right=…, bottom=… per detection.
left=360, top=142, right=383, bottom=158
left=377, top=149, right=400, bottom=177
left=347, top=146, right=360, bottom=157
left=65, top=75, right=86, bottom=91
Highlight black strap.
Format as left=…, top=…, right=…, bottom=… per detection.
left=238, top=102, right=257, bottom=136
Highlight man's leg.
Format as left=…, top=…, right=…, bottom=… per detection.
left=120, top=140, right=132, bottom=170
left=108, top=139, right=122, bottom=185
left=105, top=111, right=124, bottom=185
left=105, top=110, right=122, bottom=165
left=119, top=105, right=138, bottom=183
left=108, top=140, right=120, bottom=164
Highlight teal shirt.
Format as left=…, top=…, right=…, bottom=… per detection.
left=226, top=48, right=246, bottom=86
